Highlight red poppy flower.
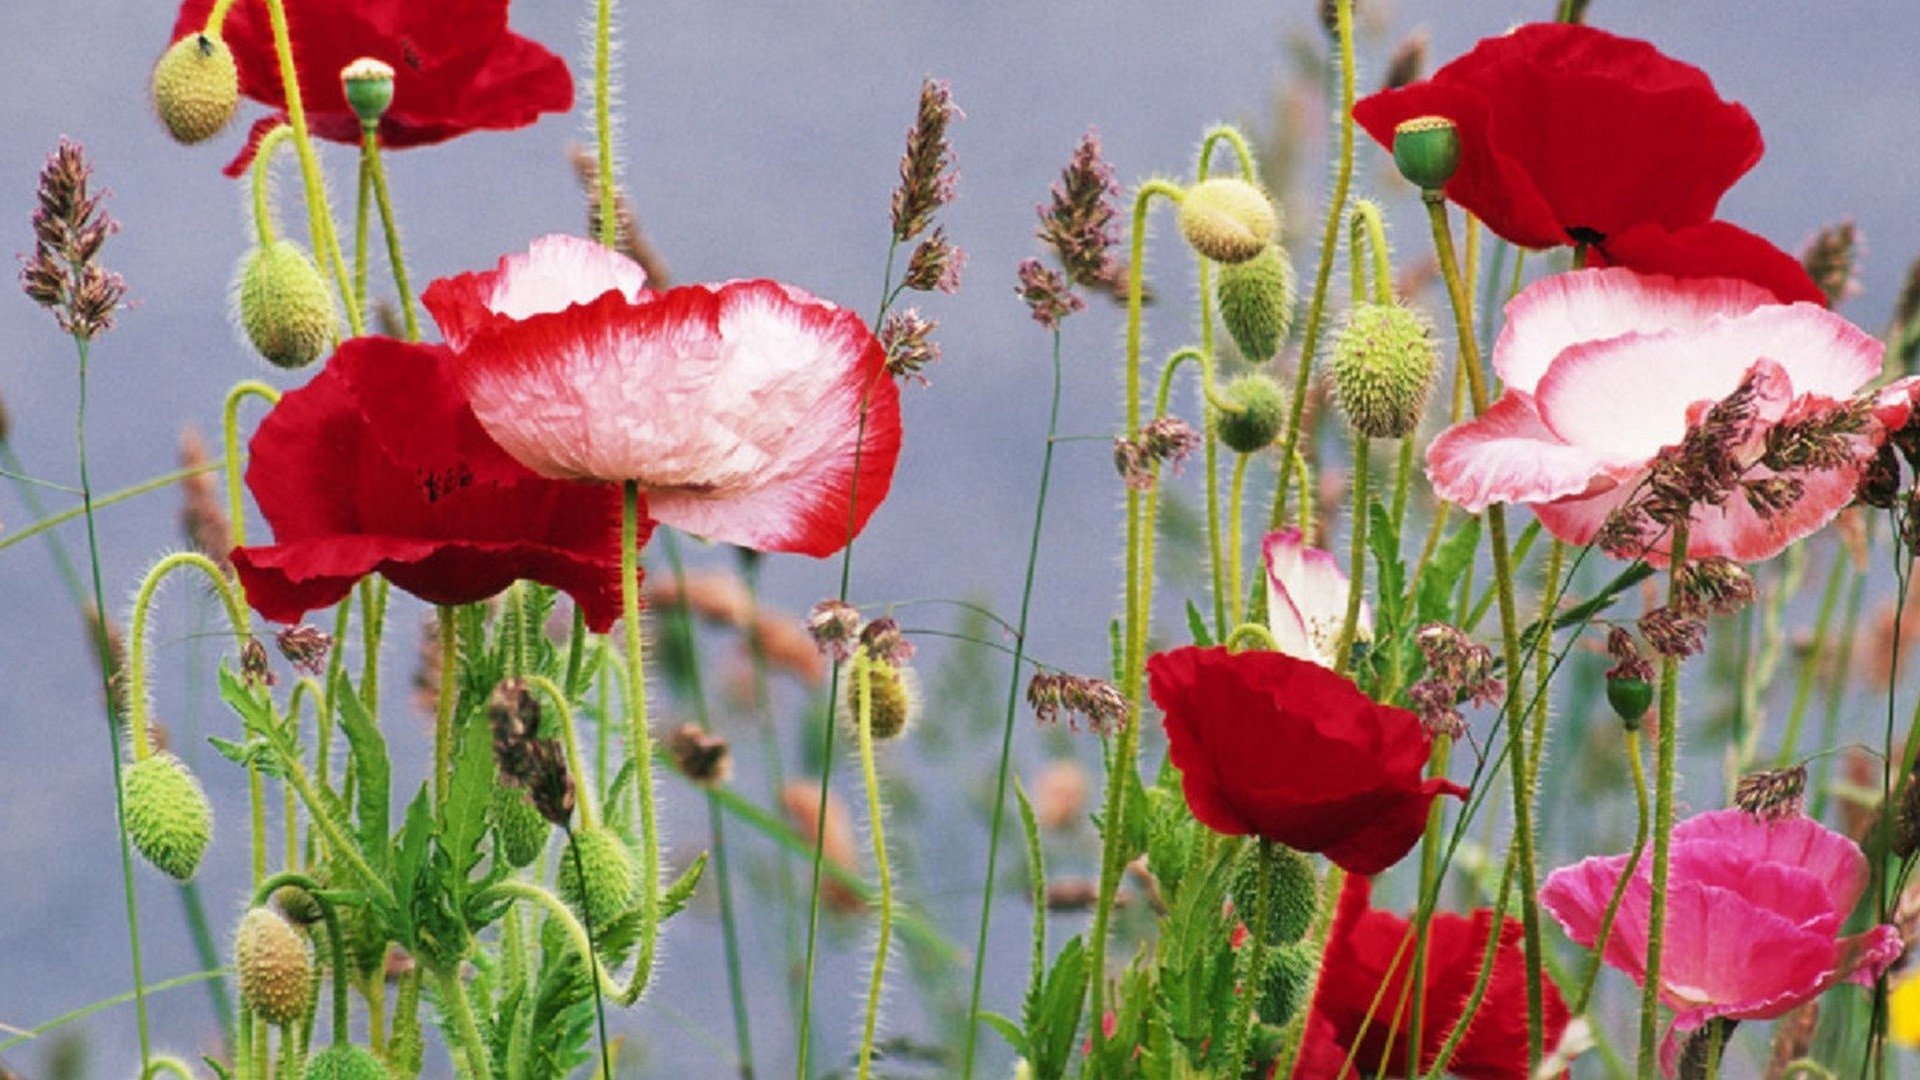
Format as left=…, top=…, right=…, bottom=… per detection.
left=1293, top=875, right=1576, bottom=1080
left=170, top=0, right=572, bottom=177
left=1146, top=646, right=1466, bottom=876
left=231, top=335, right=641, bottom=630
left=422, top=235, right=901, bottom=558
left=1353, top=23, right=1820, bottom=304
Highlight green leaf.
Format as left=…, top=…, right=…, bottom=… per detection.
left=1027, top=936, right=1090, bottom=1079
left=1415, top=516, right=1482, bottom=627
left=439, top=713, right=494, bottom=889
left=661, top=850, right=709, bottom=920
left=1184, top=600, right=1214, bottom=647
left=1015, top=779, right=1048, bottom=1018
left=334, top=677, right=392, bottom=879
left=206, top=735, right=283, bottom=778
left=216, top=663, right=276, bottom=733
left=979, top=1011, right=1027, bottom=1059
left=1367, top=499, right=1405, bottom=634
left=390, top=784, right=434, bottom=946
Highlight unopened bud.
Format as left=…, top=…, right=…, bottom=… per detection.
left=236, top=906, right=313, bottom=1025
left=1211, top=374, right=1289, bottom=454
left=1392, top=116, right=1461, bottom=192
left=237, top=241, right=336, bottom=369
left=152, top=34, right=239, bottom=145
left=489, top=785, right=550, bottom=869
left=844, top=650, right=918, bottom=741
left=303, top=1044, right=388, bottom=1080
left=1330, top=302, right=1438, bottom=439
left=340, top=58, right=395, bottom=126
left=1216, top=244, right=1296, bottom=362
left=1606, top=673, right=1653, bottom=729
left=1177, top=178, right=1277, bottom=265
left=557, top=824, right=639, bottom=926
left=124, top=752, right=213, bottom=881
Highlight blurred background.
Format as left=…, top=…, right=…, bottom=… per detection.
left=4, top=1, right=1919, bottom=1076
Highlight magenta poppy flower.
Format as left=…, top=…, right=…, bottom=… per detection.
left=1426, top=267, right=1892, bottom=564
left=1541, top=809, right=1902, bottom=1072
left=1263, top=527, right=1368, bottom=669
left=231, top=335, right=639, bottom=630
left=422, top=235, right=901, bottom=558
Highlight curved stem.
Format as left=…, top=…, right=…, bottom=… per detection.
left=522, top=674, right=599, bottom=829
left=361, top=126, right=419, bottom=340
left=853, top=654, right=894, bottom=1080
left=222, top=380, right=280, bottom=551
left=126, top=551, right=249, bottom=760
left=258, top=0, right=359, bottom=335
left=141, top=1057, right=198, bottom=1080
left=1197, top=124, right=1258, bottom=182
left=1228, top=452, right=1253, bottom=627
left=1348, top=199, right=1393, bottom=307
left=249, top=126, right=295, bottom=247
left=251, top=872, right=348, bottom=1046
left=1224, top=623, right=1279, bottom=653
left=619, top=479, right=661, bottom=996
left=1640, top=523, right=1690, bottom=1077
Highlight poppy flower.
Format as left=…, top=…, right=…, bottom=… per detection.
left=1541, top=808, right=1902, bottom=1074
left=231, top=335, right=640, bottom=630
left=1293, top=875, right=1576, bottom=1080
left=1146, top=646, right=1465, bottom=876
left=170, top=0, right=573, bottom=177
left=1426, top=267, right=1894, bottom=564
left=1263, top=527, right=1369, bottom=669
left=1353, top=23, right=1821, bottom=304
left=422, top=234, right=901, bottom=558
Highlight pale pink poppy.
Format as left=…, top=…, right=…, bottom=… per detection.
left=1426, top=267, right=1895, bottom=564
left=1541, top=808, right=1902, bottom=1073
left=1262, top=527, right=1369, bottom=668
left=422, top=234, right=901, bottom=557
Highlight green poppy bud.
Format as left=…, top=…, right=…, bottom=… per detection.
left=490, top=784, right=551, bottom=869
left=152, top=34, right=239, bottom=145
left=1607, top=674, right=1653, bottom=728
left=236, top=906, right=314, bottom=1026
left=842, top=653, right=918, bottom=741
left=1217, top=245, right=1297, bottom=362
left=123, top=752, right=213, bottom=881
left=1392, top=115, right=1462, bottom=191
left=1211, top=373, right=1290, bottom=454
left=1177, top=178, right=1278, bottom=265
left=237, top=240, right=336, bottom=369
left=340, top=57, right=395, bottom=126
left=1330, top=302, right=1439, bottom=440
left=1233, top=843, right=1318, bottom=946
left=303, top=1045, right=388, bottom=1080
left=1259, top=940, right=1320, bottom=1027
left=557, top=824, right=639, bottom=927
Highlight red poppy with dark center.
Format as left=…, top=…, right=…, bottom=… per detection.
left=1353, top=23, right=1821, bottom=304
left=1146, top=646, right=1465, bottom=876
left=1292, top=875, right=1574, bottom=1080
left=230, top=335, right=642, bottom=630
left=170, top=0, right=572, bottom=177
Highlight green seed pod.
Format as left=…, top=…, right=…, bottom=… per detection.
left=1210, top=374, right=1289, bottom=454
left=1233, top=844, right=1318, bottom=946
left=490, top=783, right=551, bottom=869
left=1177, top=178, right=1278, bottom=265
left=1607, top=674, right=1653, bottom=729
left=557, top=825, right=639, bottom=927
left=237, top=240, right=336, bottom=369
left=303, top=1044, right=388, bottom=1080
left=1330, top=302, right=1439, bottom=440
left=1217, top=245, right=1297, bottom=362
left=123, top=752, right=213, bottom=881
left=340, top=57, right=396, bottom=125
left=236, top=906, right=313, bottom=1025
left=842, top=654, right=918, bottom=741
left=152, top=34, right=239, bottom=145
left=1258, top=940, right=1319, bottom=1027
left=1392, top=115, right=1462, bottom=192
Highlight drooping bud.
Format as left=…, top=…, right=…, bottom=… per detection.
left=557, top=824, right=639, bottom=927
left=236, top=906, right=314, bottom=1025
left=1216, top=244, right=1297, bottom=362
left=487, top=679, right=573, bottom=828
left=1177, top=178, right=1278, bottom=265
left=1330, top=302, right=1439, bottom=439
left=1210, top=373, right=1289, bottom=454
left=1391, top=116, right=1462, bottom=192
left=339, top=58, right=395, bottom=126
left=275, top=624, right=334, bottom=676
left=151, top=34, right=239, bottom=145
left=1604, top=626, right=1655, bottom=728
left=236, top=240, right=336, bottom=369
left=489, top=785, right=550, bottom=869
left=302, top=1044, right=388, bottom=1080
left=843, top=649, right=918, bottom=741
left=123, top=752, right=213, bottom=881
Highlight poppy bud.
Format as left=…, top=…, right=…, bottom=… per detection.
left=1606, top=673, right=1653, bottom=729
left=302, top=1045, right=387, bottom=1080
left=340, top=58, right=395, bottom=126
left=1177, top=178, right=1278, bottom=265
left=1211, top=374, right=1289, bottom=454
left=489, top=784, right=550, bottom=869
left=843, top=651, right=918, bottom=741
left=236, top=906, right=314, bottom=1025
left=557, top=824, right=639, bottom=926
left=1260, top=939, right=1320, bottom=1027
left=236, top=241, right=336, bottom=369
left=123, top=752, right=213, bottom=881
left=1233, top=843, right=1318, bottom=945
left=1392, top=115, right=1461, bottom=192
left=1330, top=302, right=1438, bottom=439
left=1216, top=244, right=1297, bottom=362
left=151, top=34, right=239, bottom=145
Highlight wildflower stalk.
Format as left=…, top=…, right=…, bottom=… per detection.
left=1334, top=437, right=1370, bottom=674
left=960, top=327, right=1065, bottom=1078
left=563, top=825, right=616, bottom=1080
left=1577, top=727, right=1649, bottom=1013
left=259, top=0, right=359, bottom=334
left=618, top=479, right=661, bottom=997
left=1193, top=125, right=1257, bottom=639
left=1640, top=522, right=1690, bottom=1077
left=594, top=0, right=618, bottom=249
left=126, top=552, right=249, bottom=759
left=354, top=128, right=371, bottom=316
left=1423, top=190, right=1544, bottom=1072
left=1774, top=545, right=1849, bottom=767
left=221, top=381, right=281, bottom=550
left=360, top=127, right=419, bottom=339
left=1222, top=840, right=1278, bottom=1072
left=434, top=965, right=495, bottom=1080
left=1228, top=452, right=1253, bottom=625
left=852, top=653, right=894, bottom=1080
left=431, top=606, right=457, bottom=811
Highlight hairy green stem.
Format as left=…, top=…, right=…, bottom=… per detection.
left=259, top=0, right=358, bottom=334
left=434, top=965, right=494, bottom=1080
left=360, top=125, right=419, bottom=339
left=1640, top=524, right=1690, bottom=1076
left=432, top=606, right=457, bottom=811
left=126, top=552, right=248, bottom=760
left=1334, top=436, right=1369, bottom=674
left=617, top=480, right=662, bottom=999
left=852, top=654, right=894, bottom=1080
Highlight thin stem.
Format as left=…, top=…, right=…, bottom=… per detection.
left=353, top=130, right=371, bottom=316
left=853, top=655, right=894, bottom=1080
left=434, top=965, right=495, bottom=1080
left=565, top=826, right=616, bottom=1080
left=594, top=0, right=618, bottom=249
left=249, top=126, right=294, bottom=247
left=258, top=0, right=359, bottom=334
left=361, top=126, right=420, bottom=340
left=1197, top=124, right=1258, bottom=182
left=619, top=480, right=661, bottom=996
left=1334, top=436, right=1369, bottom=674
left=222, top=380, right=280, bottom=550
left=1221, top=841, right=1277, bottom=1071
left=1228, top=452, right=1252, bottom=627
left=432, top=606, right=457, bottom=812
left=1640, top=523, right=1690, bottom=1078
left=1576, top=729, right=1649, bottom=1013
left=126, top=551, right=249, bottom=760
left=1349, top=199, right=1393, bottom=307
left=0, top=465, right=220, bottom=557
left=1224, top=623, right=1279, bottom=653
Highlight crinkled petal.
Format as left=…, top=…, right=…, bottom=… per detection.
left=423, top=233, right=648, bottom=350
left=1426, top=391, right=1621, bottom=512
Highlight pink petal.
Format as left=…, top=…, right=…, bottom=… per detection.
left=1541, top=851, right=1651, bottom=983
left=1425, top=392, right=1621, bottom=512
left=1262, top=527, right=1368, bottom=667
left=425, top=233, right=648, bottom=351
left=1673, top=809, right=1871, bottom=912
left=1493, top=268, right=1775, bottom=395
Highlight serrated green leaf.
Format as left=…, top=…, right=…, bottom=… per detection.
left=1014, top=779, right=1047, bottom=1021
left=1028, top=935, right=1089, bottom=1079
left=1415, top=516, right=1481, bottom=627
left=979, top=1011, right=1027, bottom=1059
left=661, top=850, right=708, bottom=920
left=439, top=713, right=493, bottom=888
left=216, top=663, right=276, bottom=733
left=1183, top=601, right=1214, bottom=648
left=390, top=784, right=434, bottom=946
left=334, top=676, right=392, bottom=879
left=1367, top=499, right=1404, bottom=634
left=206, top=734, right=283, bottom=778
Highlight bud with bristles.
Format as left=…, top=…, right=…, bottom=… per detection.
left=1177, top=178, right=1278, bottom=265
left=123, top=752, right=213, bottom=881
left=1261, top=940, right=1320, bottom=1026
left=1392, top=116, right=1461, bottom=192
left=843, top=650, right=918, bottom=741
left=1330, top=302, right=1439, bottom=439
left=489, top=785, right=550, bottom=869
left=340, top=58, right=395, bottom=126
left=1232, top=843, right=1318, bottom=945
left=237, top=241, right=336, bottom=369
left=152, top=34, right=239, bottom=145
left=557, top=824, right=639, bottom=927
left=1216, top=245, right=1296, bottom=362
left=236, top=906, right=313, bottom=1025
left=302, top=1044, right=388, bottom=1080
left=1211, top=374, right=1289, bottom=454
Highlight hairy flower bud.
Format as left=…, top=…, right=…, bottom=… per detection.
left=152, top=34, right=239, bottom=145
left=1330, top=302, right=1438, bottom=439
left=489, top=785, right=550, bottom=869
left=843, top=650, right=918, bottom=741
left=236, top=906, right=313, bottom=1025
left=123, top=752, right=213, bottom=881
left=1233, top=843, right=1319, bottom=945
left=557, top=824, right=639, bottom=927
left=1216, top=244, right=1297, bottom=362
left=1177, top=178, right=1278, bottom=265
left=1211, top=374, right=1289, bottom=454
left=237, top=241, right=336, bottom=369
left=303, top=1045, right=388, bottom=1080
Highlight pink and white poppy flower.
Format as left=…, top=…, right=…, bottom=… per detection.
left=422, top=234, right=902, bottom=558
left=1541, top=808, right=1902, bottom=1075
left=1263, top=528, right=1369, bottom=668
left=1427, top=267, right=1903, bottom=564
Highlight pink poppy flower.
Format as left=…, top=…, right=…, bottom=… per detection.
left=422, top=235, right=901, bottom=557
left=1263, top=527, right=1369, bottom=669
left=1540, top=809, right=1902, bottom=1074
left=1426, top=267, right=1895, bottom=564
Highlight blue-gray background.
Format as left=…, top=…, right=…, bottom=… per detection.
left=3, top=1, right=1916, bottom=1077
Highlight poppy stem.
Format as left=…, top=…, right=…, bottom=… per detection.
left=619, top=478, right=662, bottom=998
left=1640, top=523, right=1690, bottom=1078
left=431, top=606, right=457, bottom=811
left=593, top=0, right=619, bottom=250
left=259, top=0, right=360, bottom=336
left=221, top=381, right=280, bottom=551
left=852, top=651, right=894, bottom=1080
left=1334, top=435, right=1369, bottom=674
left=359, top=127, right=420, bottom=340
left=1194, top=130, right=1254, bottom=643
left=126, top=552, right=250, bottom=761
left=1223, top=840, right=1278, bottom=1073
left=1576, top=727, right=1648, bottom=1013
left=434, top=964, right=495, bottom=1080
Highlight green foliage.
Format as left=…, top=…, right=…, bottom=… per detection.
left=334, top=679, right=392, bottom=880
